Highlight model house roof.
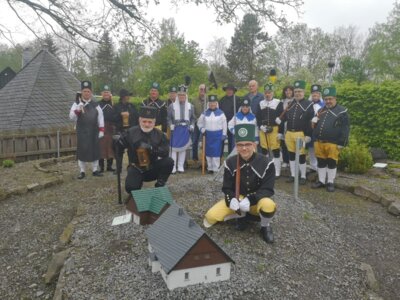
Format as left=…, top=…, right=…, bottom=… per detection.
left=0, top=49, right=80, bottom=131
left=131, top=186, right=173, bottom=214
left=146, top=203, right=233, bottom=274
left=0, top=67, right=16, bottom=89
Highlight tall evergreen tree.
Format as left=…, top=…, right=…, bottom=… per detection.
left=43, top=34, right=59, bottom=58
left=225, top=14, right=270, bottom=85
left=94, top=31, right=115, bottom=93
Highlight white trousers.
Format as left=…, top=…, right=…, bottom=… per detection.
left=206, top=157, right=220, bottom=172
left=171, top=150, right=186, bottom=172
left=78, top=160, right=98, bottom=173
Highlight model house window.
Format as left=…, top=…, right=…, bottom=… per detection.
left=216, top=267, right=221, bottom=276
left=184, top=272, right=189, bottom=281
left=194, top=255, right=200, bottom=260
left=204, top=253, right=210, bottom=259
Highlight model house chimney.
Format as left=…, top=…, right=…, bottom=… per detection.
left=178, top=207, right=184, bottom=216
left=22, top=47, right=33, bottom=68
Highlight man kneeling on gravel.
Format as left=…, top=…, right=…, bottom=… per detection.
left=203, top=124, right=277, bottom=243
left=115, top=106, right=174, bottom=193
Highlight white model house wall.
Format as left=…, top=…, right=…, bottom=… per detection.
left=159, top=262, right=232, bottom=290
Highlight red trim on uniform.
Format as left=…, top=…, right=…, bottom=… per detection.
left=74, top=110, right=81, bottom=116
left=99, top=127, right=105, bottom=132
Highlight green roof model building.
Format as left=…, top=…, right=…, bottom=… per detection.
left=126, top=186, right=174, bottom=225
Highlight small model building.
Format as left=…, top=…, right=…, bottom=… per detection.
left=146, top=203, right=234, bottom=290
left=126, top=186, right=173, bottom=225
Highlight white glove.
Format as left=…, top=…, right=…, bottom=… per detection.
left=170, top=124, right=175, bottom=131
left=304, top=136, right=311, bottom=144
left=277, top=133, right=283, bottom=140
left=311, top=116, right=319, bottom=123
left=239, top=197, right=250, bottom=212
left=76, top=103, right=84, bottom=111
left=98, top=131, right=104, bottom=138
left=201, top=128, right=206, bottom=134
left=260, top=125, right=267, bottom=133
left=275, top=117, right=281, bottom=125
left=229, top=198, right=240, bottom=211
left=189, top=125, right=194, bottom=132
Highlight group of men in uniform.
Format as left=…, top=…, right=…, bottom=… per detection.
left=70, top=78, right=349, bottom=244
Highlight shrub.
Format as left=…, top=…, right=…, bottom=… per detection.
left=2, top=159, right=15, bottom=168
left=338, top=137, right=373, bottom=174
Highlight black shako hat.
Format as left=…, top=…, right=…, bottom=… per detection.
left=81, top=80, right=92, bottom=90
left=119, top=89, right=133, bottom=97
left=139, top=106, right=157, bottom=119
left=223, top=84, right=237, bottom=92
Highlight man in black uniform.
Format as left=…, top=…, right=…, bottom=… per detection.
left=277, top=80, right=314, bottom=184
left=69, top=80, right=104, bottom=179
left=116, top=106, right=174, bottom=193
left=113, top=88, right=139, bottom=133
left=256, top=83, right=284, bottom=178
left=98, top=85, right=116, bottom=173
left=219, top=84, right=240, bottom=155
left=203, top=123, right=277, bottom=243
left=311, top=87, right=350, bottom=192
left=141, top=82, right=168, bottom=133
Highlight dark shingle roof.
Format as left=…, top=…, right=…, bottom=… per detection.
left=0, top=67, right=16, bottom=89
left=146, top=203, right=233, bottom=274
left=0, top=50, right=80, bottom=131
left=131, top=186, right=173, bottom=214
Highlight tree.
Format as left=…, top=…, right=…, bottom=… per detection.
left=1, top=0, right=303, bottom=55
left=135, top=39, right=208, bottom=96
left=365, top=2, right=400, bottom=80
left=225, top=14, right=270, bottom=85
left=93, top=32, right=115, bottom=93
left=43, top=34, right=59, bottom=58
left=334, top=56, right=367, bottom=85
left=0, top=44, right=23, bottom=71
left=205, top=37, right=227, bottom=66
left=157, top=18, right=184, bottom=48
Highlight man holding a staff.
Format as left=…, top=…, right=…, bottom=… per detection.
left=203, top=124, right=277, bottom=244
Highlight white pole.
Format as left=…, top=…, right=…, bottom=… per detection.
left=57, top=130, right=60, bottom=158
left=294, top=137, right=302, bottom=200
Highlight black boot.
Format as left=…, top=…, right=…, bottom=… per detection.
left=312, top=181, right=325, bottom=189
left=99, top=159, right=104, bottom=173
left=77, top=172, right=85, bottom=179
left=326, top=183, right=335, bottom=192
left=155, top=179, right=166, bottom=187
left=260, top=225, right=274, bottom=243
left=107, top=159, right=115, bottom=172
left=234, top=217, right=247, bottom=231
left=92, top=170, right=103, bottom=177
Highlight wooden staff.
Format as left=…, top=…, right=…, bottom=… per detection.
left=202, top=132, right=206, bottom=175
left=235, top=153, right=241, bottom=216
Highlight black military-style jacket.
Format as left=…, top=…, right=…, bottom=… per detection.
left=219, top=95, right=242, bottom=123
left=222, top=153, right=275, bottom=207
left=113, top=102, right=139, bottom=133
left=282, top=98, right=314, bottom=137
left=118, top=126, right=169, bottom=167
left=256, top=99, right=284, bottom=133
left=141, top=98, right=168, bottom=133
left=313, top=104, right=350, bottom=146
left=98, top=99, right=115, bottom=122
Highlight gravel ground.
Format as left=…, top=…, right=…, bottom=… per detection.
left=1, top=161, right=399, bottom=299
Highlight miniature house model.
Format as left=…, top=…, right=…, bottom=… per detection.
left=126, top=186, right=173, bottom=225
left=146, top=203, right=234, bottom=290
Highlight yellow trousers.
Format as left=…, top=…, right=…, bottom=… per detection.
left=314, top=141, right=340, bottom=162
left=285, top=131, right=305, bottom=154
left=259, top=126, right=280, bottom=150
left=204, top=197, right=276, bottom=226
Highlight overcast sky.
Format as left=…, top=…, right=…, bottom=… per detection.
left=150, top=0, right=395, bottom=51
left=1, top=0, right=396, bottom=52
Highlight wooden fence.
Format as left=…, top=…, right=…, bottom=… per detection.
left=0, top=126, right=77, bottom=162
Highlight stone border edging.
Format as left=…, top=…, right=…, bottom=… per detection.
left=0, top=155, right=75, bottom=202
